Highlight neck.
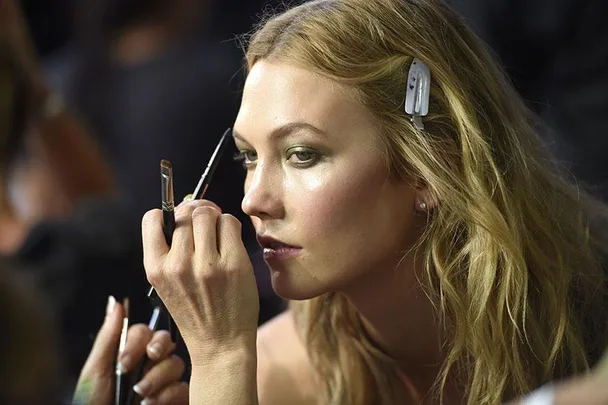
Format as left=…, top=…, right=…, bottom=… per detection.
left=343, top=251, right=442, bottom=358
left=340, top=248, right=455, bottom=402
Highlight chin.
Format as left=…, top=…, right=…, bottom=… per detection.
left=268, top=267, right=327, bottom=301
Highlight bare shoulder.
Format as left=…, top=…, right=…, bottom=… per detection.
left=257, top=310, right=319, bottom=405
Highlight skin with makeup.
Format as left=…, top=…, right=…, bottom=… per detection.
left=105, top=0, right=608, bottom=404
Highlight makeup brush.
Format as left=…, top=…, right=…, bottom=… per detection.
left=191, top=127, right=232, bottom=200
left=114, top=298, right=129, bottom=405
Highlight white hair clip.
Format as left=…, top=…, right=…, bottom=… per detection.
left=405, top=58, right=431, bottom=130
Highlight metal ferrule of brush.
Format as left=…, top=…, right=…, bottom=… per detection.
left=161, top=160, right=175, bottom=245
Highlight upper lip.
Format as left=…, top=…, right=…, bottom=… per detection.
left=256, top=234, right=301, bottom=249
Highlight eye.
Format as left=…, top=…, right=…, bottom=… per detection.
left=233, top=150, right=257, bottom=169
left=286, top=148, right=321, bottom=167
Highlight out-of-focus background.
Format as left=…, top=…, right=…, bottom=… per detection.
left=1, top=0, right=606, bottom=402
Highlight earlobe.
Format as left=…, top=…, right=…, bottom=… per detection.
left=415, top=187, right=438, bottom=211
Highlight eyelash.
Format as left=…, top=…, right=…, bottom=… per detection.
left=233, top=150, right=257, bottom=168
left=233, top=148, right=321, bottom=169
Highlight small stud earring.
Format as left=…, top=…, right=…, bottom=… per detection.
left=418, top=201, right=427, bottom=210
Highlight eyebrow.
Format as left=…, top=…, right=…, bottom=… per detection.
left=232, top=122, right=327, bottom=143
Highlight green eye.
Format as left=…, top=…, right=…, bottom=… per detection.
left=286, top=148, right=321, bottom=167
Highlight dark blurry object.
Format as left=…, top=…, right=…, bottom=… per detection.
left=46, top=0, right=250, bottom=237
left=1, top=0, right=148, bottom=386
left=20, top=0, right=71, bottom=56
left=452, top=0, right=608, bottom=200
left=0, top=36, right=30, bottom=175
left=0, top=259, right=63, bottom=405
left=93, top=0, right=168, bottom=34
left=44, top=0, right=283, bottom=353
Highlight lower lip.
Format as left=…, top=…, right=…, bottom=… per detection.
left=263, top=246, right=301, bottom=261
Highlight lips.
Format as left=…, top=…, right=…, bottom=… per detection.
left=256, top=234, right=302, bottom=261
left=256, top=234, right=300, bottom=250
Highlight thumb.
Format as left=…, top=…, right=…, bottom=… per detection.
left=78, top=296, right=124, bottom=381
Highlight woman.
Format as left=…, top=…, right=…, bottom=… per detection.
left=139, top=0, right=608, bottom=404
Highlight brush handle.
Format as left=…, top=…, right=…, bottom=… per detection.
left=114, top=370, right=129, bottom=405
left=162, top=209, right=175, bottom=245
left=160, top=208, right=178, bottom=342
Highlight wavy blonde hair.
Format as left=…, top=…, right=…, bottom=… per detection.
left=243, top=0, right=608, bottom=403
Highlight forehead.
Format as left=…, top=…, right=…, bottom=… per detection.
left=235, top=60, right=379, bottom=142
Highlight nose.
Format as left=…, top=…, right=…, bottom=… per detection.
left=241, top=163, right=285, bottom=220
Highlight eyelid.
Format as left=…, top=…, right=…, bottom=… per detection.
left=285, top=146, right=322, bottom=166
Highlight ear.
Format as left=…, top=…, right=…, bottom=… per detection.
left=414, top=184, right=438, bottom=212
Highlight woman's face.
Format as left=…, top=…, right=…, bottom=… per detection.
left=233, top=60, right=421, bottom=300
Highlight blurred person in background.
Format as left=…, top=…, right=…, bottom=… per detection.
left=0, top=0, right=148, bottom=385
left=45, top=0, right=250, bottom=232
left=44, top=0, right=284, bottom=324
left=2, top=0, right=282, bottom=384
left=452, top=0, right=608, bottom=201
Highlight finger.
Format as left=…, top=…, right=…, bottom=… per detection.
left=176, top=198, right=221, bottom=211
left=133, top=355, right=186, bottom=398
left=142, top=209, right=170, bottom=264
left=78, top=296, right=124, bottom=380
left=146, top=330, right=176, bottom=361
left=192, top=205, right=222, bottom=259
left=172, top=200, right=220, bottom=257
left=118, top=324, right=153, bottom=373
left=217, top=213, right=247, bottom=261
left=142, top=382, right=189, bottom=405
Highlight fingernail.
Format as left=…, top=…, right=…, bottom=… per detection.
left=183, top=193, right=193, bottom=202
left=147, top=343, right=163, bottom=359
left=106, top=296, right=116, bottom=317
left=133, top=380, right=152, bottom=397
left=141, top=398, right=156, bottom=405
left=117, top=355, right=131, bottom=373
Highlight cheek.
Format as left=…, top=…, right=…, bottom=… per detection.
left=292, top=163, right=402, bottom=242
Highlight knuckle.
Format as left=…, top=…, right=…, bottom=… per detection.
left=152, top=329, right=172, bottom=343
left=168, top=256, right=192, bottom=276
left=174, top=206, right=194, bottom=223
left=192, top=205, right=220, bottom=219
left=197, top=198, right=222, bottom=211
left=142, top=209, right=162, bottom=228
left=128, top=323, right=153, bottom=340
left=144, top=264, right=163, bottom=287
left=221, top=213, right=241, bottom=228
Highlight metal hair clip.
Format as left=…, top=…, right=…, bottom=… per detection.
left=405, top=58, right=431, bottom=131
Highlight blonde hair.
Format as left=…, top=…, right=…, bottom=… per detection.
left=243, top=0, right=608, bottom=403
